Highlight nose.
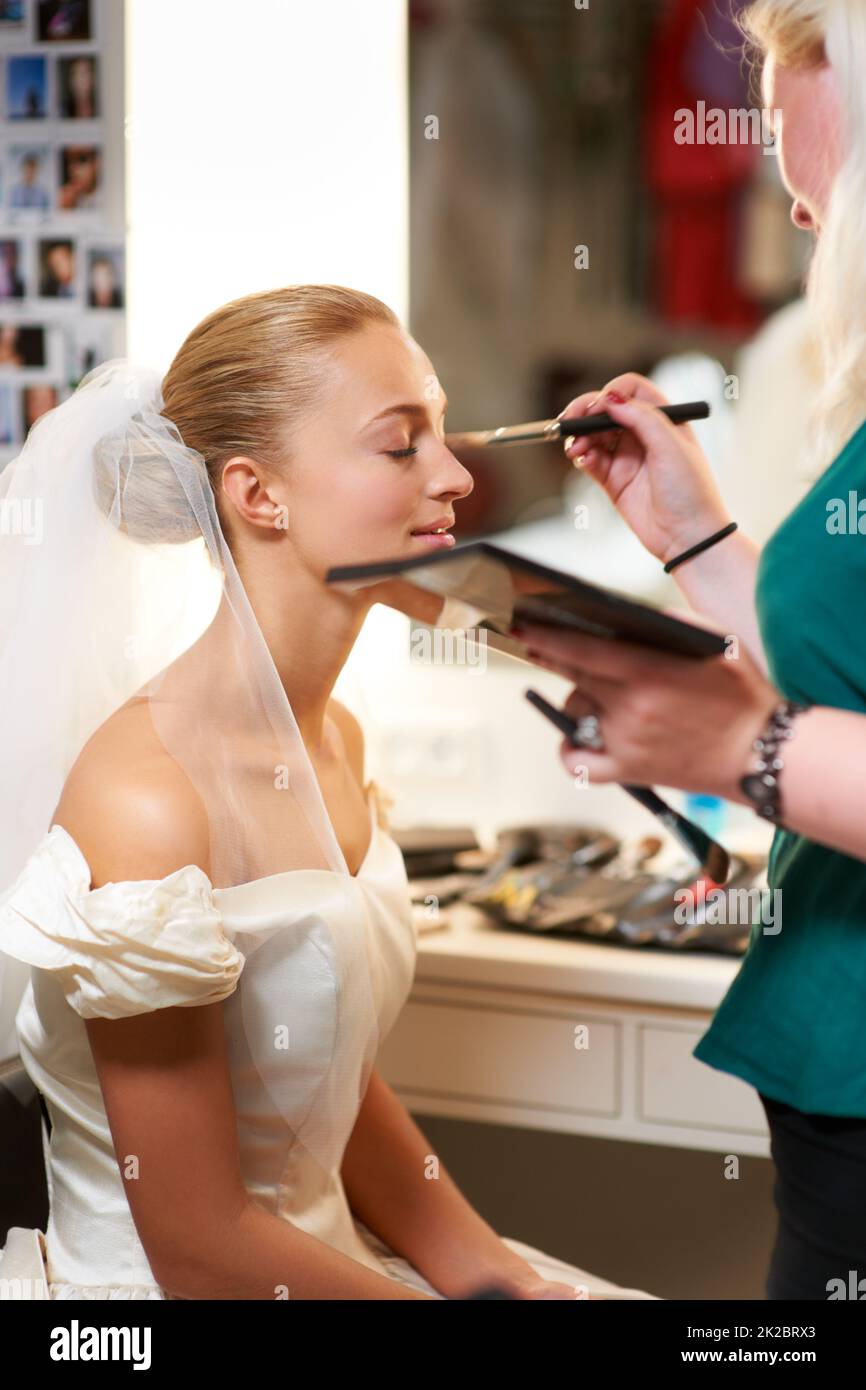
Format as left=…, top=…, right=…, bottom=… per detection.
left=447, top=450, right=475, bottom=500
left=791, top=200, right=814, bottom=231
left=433, top=443, right=475, bottom=501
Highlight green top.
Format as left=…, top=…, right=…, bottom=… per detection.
left=692, top=412, right=866, bottom=1116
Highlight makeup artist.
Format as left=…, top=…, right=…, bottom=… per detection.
left=510, top=0, right=866, bottom=1301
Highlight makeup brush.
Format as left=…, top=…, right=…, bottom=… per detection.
left=444, top=400, right=710, bottom=450
left=524, top=688, right=730, bottom=883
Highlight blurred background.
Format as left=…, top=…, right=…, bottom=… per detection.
left=408, top=0, right=816, bottom=581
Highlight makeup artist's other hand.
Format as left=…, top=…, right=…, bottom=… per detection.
left=510, top=619, right=780, bottom=802
left=558, top=373, right=732, bottom=567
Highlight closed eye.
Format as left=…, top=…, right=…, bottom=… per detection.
left=386, top=447, right=418, bottom=458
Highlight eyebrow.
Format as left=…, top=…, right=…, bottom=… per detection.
left=363, top=395, right=449, bottom=428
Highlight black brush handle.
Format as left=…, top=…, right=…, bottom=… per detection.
left=556, top=400, right=709, bottom=437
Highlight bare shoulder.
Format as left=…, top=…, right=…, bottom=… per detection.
left=326, top=697, right=366, bottom=788
left=52, top=698, right=211, bottom=889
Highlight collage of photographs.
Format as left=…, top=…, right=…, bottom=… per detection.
left=0, top=0, right=123, bottom=461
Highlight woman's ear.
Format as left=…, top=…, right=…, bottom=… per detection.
left=219, top=455, right=285, bottom=533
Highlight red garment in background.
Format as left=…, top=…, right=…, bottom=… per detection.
left=644, top=0, right=763, bottom=333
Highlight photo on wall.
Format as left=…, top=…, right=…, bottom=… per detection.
left=37, top=235, right=75, bottom=297
left=86, top=242, right=121, bottom=308
left=6, top=54, right=48, bottom=119
left=0, top=238, right=26, bottom=298
left=57, top=142, right=100, bottom=209
left=0, top=1, right=26, bottom=32
left=21, top=379, right=59, bottom=434
left=6, top=144, right=51, bottom=210
left=57, top=52, right=98, bottom=118
left=0, top=321, right=46, bottom=366
left=37, top=0, right=91, bottom=44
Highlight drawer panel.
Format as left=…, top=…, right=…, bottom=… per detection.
left=380, top=999, right=621, bottom=1117
left=639, top=1024, right=768, bottom=1135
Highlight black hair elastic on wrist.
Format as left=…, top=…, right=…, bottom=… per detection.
left=663, top=521, right=738, bottom=574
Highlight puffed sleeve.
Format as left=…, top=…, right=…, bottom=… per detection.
left=0, top=826, right=244, bottom=1021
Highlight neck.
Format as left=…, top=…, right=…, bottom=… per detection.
left=210, top=546, right=372, bottom=754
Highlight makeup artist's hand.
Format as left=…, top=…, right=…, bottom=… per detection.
left=510, top=618, right=781, bottom=802
left=558, top=373, right=732, bottom=567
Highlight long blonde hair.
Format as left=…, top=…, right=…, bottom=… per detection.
left=740, top=0, right=866, bottom=468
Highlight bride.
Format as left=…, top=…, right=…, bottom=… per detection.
left=0, top=283, right=657, bottom=1301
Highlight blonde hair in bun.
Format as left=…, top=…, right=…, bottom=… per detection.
left=92, top=428, right=206, bottom=545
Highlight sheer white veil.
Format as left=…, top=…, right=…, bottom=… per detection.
left=0, top=357, right=381, bottom=1174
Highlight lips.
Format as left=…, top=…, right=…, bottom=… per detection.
left=409, top=517, right=457, bottom=549
left=410, top=516, right=454, bottom=536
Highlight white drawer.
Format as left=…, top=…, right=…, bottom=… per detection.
left=379, top=997, right=621, bottom=1117
left=639, top=1024, right=768, bottom=1136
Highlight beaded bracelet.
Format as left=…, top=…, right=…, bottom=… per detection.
left=739, top=699, right=810, bottom=826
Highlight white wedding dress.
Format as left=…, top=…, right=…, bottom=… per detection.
left=0, top=783, right=658, bottom=1301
